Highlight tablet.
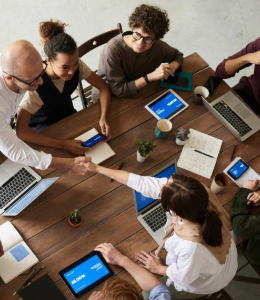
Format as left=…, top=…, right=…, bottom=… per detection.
left=145, top=89, right=189, bottom=120
left=59, top=251, right=114, bottom=299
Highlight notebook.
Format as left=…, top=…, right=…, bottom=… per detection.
left=177, top=129, right=223, bottom=179
left=18, top=274, right=66, bottom=300
left=0, top=221, right=38, bottom=283
left=75, top=128, right=115, bottom=164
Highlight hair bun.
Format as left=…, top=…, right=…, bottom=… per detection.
left=39, top=19, right=68, bottom=44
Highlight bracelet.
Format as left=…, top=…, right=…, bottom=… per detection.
left=143, top=75, right=150, bottom=84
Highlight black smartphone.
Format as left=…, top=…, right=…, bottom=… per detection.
left=227, top=159, right=249, bottom=180
left=204, top=76, right=221, bottom=96
left=81, top=133, right=107, bottom=148
left=165, top=75, right=189, bottom=88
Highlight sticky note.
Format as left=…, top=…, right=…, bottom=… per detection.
left=10, top=244, right=30, bottom=262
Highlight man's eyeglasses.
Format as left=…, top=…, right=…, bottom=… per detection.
left=132, top=32, right=156, bottom=45
left=3, top=61, right=48, bottom=87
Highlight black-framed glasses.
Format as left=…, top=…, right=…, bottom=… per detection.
left=3, top=60, right=48, bottom=87
left=132, top=32, right=156, bottom=45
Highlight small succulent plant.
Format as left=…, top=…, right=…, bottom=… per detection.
left=70, top=209, right=82, bottom=224
left=136, top=140, right=156, bottom=158
left=175, top=128, right=190, bottom=141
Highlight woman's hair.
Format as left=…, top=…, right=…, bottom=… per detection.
left=161, top=174, right=223, bottom=247
left=102, top=278, right=143, bottom=300
left=128, top=4, right=170, bottom=39
left=39, top=19, right=77, bottom=61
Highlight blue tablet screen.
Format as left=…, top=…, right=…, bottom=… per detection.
left=82, top=134, right=105, bottom=147
left=64, top=255, right=110, bottom=293
left=228, top=160, right=249, bottom=179
left=148, top=92, right=184, bottom=119
left=135, top=163, right=176, bottom=212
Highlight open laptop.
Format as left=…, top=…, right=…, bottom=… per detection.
left=132, top=160, right=177, bottom=245
left=202, top=91, right=260, bottom=141
left=0, top=159, right=58, bottom=216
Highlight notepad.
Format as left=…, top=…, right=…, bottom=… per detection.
left=0, top=221, right=38, bottom=283
left=75, top=128, right=115, bottom=164
left=177, top=129, right=223, bottom=179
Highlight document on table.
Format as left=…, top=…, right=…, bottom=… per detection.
left=177, top=129, right=223, bottom=179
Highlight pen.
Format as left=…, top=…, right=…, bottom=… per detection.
left=231, top=144, right=237, bottom=161
left=111, top=162, right=124, bottom=182
left=194, top=150, right=213, bottom=158
left=13, top=269, right=36, bottom=295
left=26, top=266, right=45, bottom=284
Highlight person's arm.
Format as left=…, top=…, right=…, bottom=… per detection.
left=16, top=108, right=88, bottom=155
left=0, top=240, right=4, bottom=257
left=49, top=156, right=92, bottom=175
left=95, top=243, right=161, bottom=293
left=85, top=72, right=111, bottom=137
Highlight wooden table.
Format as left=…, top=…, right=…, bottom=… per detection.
left=1, top=53, right=260, bottom=300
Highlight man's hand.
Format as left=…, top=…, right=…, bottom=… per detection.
left=88, top=291, right=102, bottom=300
left=0, top=240, right=4, bottom=257
left=61, top=140, right=89, bottom=155
left=95, top=243, right=125, bottom=266
left=246, top=51, right=260, bottom=65
left=148, top=64, right=175, bottom=81
left=135, top=250, right=165, bottom=275
left=99, top=118, right=111, bottom=140
left=247, top=190, right=260, bottom=206
left=71, top=156, right=92, bottom=175
left=242, top=179, right=259, bottom=191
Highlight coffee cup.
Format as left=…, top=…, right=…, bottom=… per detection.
left=193, top=86, right=209, bottom=106
left=210, top=173, right=229, bottom=194
left=155, top=119, right=172, bottom=139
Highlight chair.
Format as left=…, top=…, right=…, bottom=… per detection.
left=196, top=289, right=233, bottom=300
left=76, top=23, right=123, bottom=108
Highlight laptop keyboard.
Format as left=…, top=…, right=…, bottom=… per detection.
left=143, top=206, right=167, bottom=232
left=213, top=100, right=252, bottom=137
left=0, top=168, right=36, bottom=209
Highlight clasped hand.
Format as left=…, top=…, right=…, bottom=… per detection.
left=242, top=179, right=260, bottom=206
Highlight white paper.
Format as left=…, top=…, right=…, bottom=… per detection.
left=0, top=221, right=23, bottom=252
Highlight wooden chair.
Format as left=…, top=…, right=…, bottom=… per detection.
left=76, top=23, right=123, bottom=108
left=196, top=289, right=233, bottom=300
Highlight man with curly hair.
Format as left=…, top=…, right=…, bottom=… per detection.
left=92, top=4, right=183, bottom=102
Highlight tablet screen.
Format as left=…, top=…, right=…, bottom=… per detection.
left=148, top=91, right=185, bottom=119
left=59, top=251, right=114, bottom=298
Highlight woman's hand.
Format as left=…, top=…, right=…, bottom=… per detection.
left=135, top=250, right=166, bottom=275
left=85, top=161, right=98, bottom=173
left=88, top=291, right=102, bottom=300
left=247, top=190, right=260, bottom=206
left=95, top=243, right=126, bottom=266
left=242, top=179, right=259, bottom=192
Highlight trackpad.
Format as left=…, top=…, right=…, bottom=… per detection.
left=233, top=104, right=252, bottom=119
left=0, top=167, right=11, bottom=185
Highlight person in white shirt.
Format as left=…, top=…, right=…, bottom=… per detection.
left=0, top=40, right=90, bottom=174
left=84, top=162, right=237, bottom=299
left=16, top=19, right=111, bottom=155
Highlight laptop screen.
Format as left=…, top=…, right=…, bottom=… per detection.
left=5, top=178, right=57, bottom=214
left=135, top=163, right=176, bottom=212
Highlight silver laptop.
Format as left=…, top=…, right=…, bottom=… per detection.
left=0, top=159, right=58, bottom=216
left=202, top=91, right=260, bottom=141
left=132, top=160, right=177, bottom=245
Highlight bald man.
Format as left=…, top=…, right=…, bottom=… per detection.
left=0, top=40, right=90, bottom=174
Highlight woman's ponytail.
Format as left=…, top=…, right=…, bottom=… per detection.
left=200, top=210, right=223, bottom=247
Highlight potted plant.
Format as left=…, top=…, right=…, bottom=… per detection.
left=68, top=209, right=82, bottom=227
left=136, top=139, right=156, bottom=162
left=175, top=128, right=190, bottom=146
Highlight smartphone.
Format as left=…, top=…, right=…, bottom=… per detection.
left=204, top=76, right=221, bottom=96
left=81, top=133, right=107, bottom=148
left=227, top=159, right=249, bottom=180
left=165, top=75, right=189, bottom=88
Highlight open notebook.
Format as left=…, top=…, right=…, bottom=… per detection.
left=177, top=129, right=223, bottom=179
left=0, top=221, right=38, bottom=283
left=75, top=128, right=115, bottom=164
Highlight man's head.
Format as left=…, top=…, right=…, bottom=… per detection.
left=128, top=4, right=170, bottom=53
left=1, top=40, right=44, bottom=92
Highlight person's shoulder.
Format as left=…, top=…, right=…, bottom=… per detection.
left=103, top=34, right=124, bottom=55
left=166, top=235, right=197, bottom=255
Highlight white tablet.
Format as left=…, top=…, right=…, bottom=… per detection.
left=145, top=89, right=189, bottom=120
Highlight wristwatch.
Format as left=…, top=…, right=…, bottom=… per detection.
left=143, top=75, right=150, bottom=84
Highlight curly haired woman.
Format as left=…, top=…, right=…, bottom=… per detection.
left=92, top=4, right=184, bottom=101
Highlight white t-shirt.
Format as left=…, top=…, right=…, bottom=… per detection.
left=0, top=54, right=52, bottom=169
left=127, top=173, right=238, bottom=295
left=20, top=59, right=92, bottom=114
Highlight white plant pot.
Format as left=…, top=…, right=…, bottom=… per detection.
left=137, top=150, right=148, bottom=162
left=175, top=138, right=186, bottom=146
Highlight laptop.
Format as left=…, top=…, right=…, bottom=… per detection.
left=202, top=91, right=260, bottom=141
left=0, top=159, right=58, bottom=216
left=132, top=160, right=177, bottom=245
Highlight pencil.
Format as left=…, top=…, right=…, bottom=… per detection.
left=13, top=269, right=36, bottom=295
left=231, top=144, right=237, bottom=161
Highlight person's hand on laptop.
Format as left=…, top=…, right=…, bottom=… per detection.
left=61, top=139, right=89, bottom=155
left=88, top=291, right=102, bottom=300
left=99, top=117, right=111, bottom=140
left=0, top=240, right=4, bottom=257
